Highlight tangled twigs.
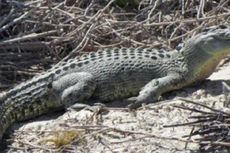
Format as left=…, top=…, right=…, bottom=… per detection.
left=0, top=10, right=33, bottom=33
left=60, top=0, right=116, bottom=62
left=11, top=124, right=195, bottom=151
left=164, top=96, right=230, bottom=151
left=0, top=30, right=58, bottom=45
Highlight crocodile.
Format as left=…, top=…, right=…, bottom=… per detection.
left=0, top=25, right=230, bottom=142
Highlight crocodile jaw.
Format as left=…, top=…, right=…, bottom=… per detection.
left=193, top=57, right=221, bottom=81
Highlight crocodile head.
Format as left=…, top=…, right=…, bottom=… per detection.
left=180, top=25, right=230, bottom=81
left=192, top=25, right=230, bottom=58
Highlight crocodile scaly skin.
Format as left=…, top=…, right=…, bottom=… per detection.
left=1, top=25, right=230, bottom=141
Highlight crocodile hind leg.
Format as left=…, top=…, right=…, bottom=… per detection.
left=128, top=73, right=185, bottom=109
left=51, top=72, right=96, bottom=108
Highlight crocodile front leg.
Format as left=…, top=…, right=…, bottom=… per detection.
left=128, top=73, right=186, bottom=109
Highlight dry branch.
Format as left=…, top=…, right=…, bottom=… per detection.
left=165, top=95, right=230, bottom=152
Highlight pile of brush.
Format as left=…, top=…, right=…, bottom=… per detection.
left=165, top=82, right=230, bottom=152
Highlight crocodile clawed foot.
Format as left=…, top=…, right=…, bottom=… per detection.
left=93, top=102, right=106, bottom=107
left=84, top=103, right=110, bottom=115
left=128, top=102, right=143, bottom=110
left=67, top=103, right=90, bottom=111
left=126, top=97, right=145, bottom=110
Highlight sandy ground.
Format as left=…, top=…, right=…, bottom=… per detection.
left=2, top=61, right=230, bottom=153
